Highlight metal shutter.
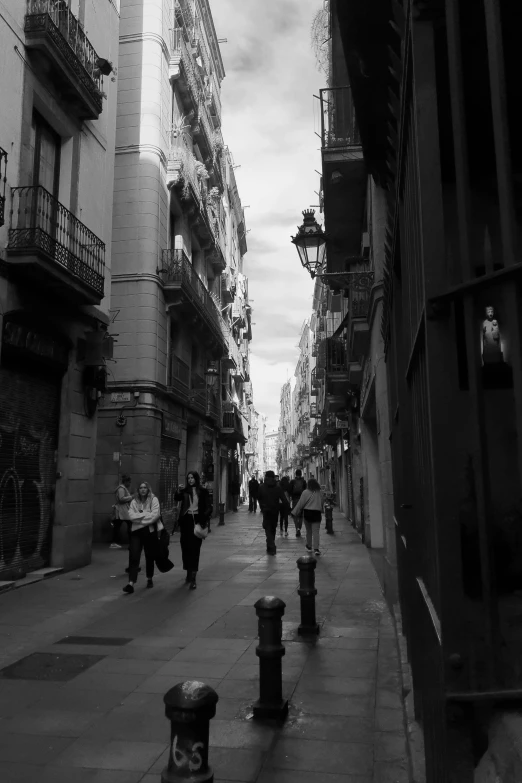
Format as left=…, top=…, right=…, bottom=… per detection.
left=159, top=436, right=180, bottom=533
left=0, top=361, right=60, bottom=579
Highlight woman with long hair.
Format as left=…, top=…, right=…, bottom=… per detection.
left=174, top=471, right=211, bottom=589
left=290, top=477, right=324, bottom=556
left=123, top=481, right=162, bottom=594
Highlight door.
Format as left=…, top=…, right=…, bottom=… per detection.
left=0, top=360, right=61, bottom=579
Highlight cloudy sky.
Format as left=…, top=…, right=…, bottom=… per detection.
left=210, top=0, right=325, bottom=431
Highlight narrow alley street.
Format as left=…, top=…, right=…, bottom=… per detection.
left=0, top=505, right=408, bottom=783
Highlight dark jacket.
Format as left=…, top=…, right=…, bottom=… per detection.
left=248, top=478, right=259, bottom=497
left=258, top=475, right=291, bottom=515
left=289, top=476, right=307, bottom=499
left=174, top=486, right=212, bottom=527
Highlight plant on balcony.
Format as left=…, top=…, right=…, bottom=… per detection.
left=195, top=160, right=209, bottom=180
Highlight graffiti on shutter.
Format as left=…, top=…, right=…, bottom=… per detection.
left=0, top=364, right=60, bottom=579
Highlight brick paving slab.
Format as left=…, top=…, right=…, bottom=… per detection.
left=0, top=505, right=411, bottom=782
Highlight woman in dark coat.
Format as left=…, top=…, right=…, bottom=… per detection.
left=174, top=471, right=211, bottom=589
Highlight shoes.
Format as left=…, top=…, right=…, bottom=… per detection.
left=189, top=582, right=197, bottom=589
left=110, top=543, right=122, bottom=549
left=267, top=549, right=276, bottom=555
left=314, top=550, right=321, bottom=556
left=284, top=531, right=288, bottom=537
left=296, top=530, right=301, bottom=538
left=123, top=583, right=134, bottom=594
left=305, top=544, right=312, bottom=552
left=146, top=579, right=154, bottom=588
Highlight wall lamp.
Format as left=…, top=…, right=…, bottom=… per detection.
left=290, top=209, right=327, bottom=279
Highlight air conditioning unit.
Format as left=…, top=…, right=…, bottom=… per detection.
left=361, top=232, right=370, bottom=259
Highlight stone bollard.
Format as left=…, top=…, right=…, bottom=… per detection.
left=297, top=555, right=319, bottom=635
left=218, top=502, right=225, bottom=526
left=253, top=596, right=288, bottom=720
left=325, top=502, right=334, bottom=534
left=162, top=680, right=219, bottom=783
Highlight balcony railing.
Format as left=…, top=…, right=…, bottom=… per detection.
left=8, top=185, right=105, bottom=298
left=326, top=338, right=348, bottom=374
left=0, top=146, right=7, bottom=228
left=350, top=280, right=372, bottom=319
left=25, top=0, right=103, bottom=118
left=160, top=249, right=225, bottom=344
left=320, top=86, right=360, bottom=149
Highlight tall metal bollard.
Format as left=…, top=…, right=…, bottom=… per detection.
left=297, top=555, right=319, bottom=635
left=325, top=502, right=334, bottom=534
left=218, top=502, right=225, bottom=526
left=253, top=596, right=288, bottom=720
left=162, top=680, right=219, bottom=783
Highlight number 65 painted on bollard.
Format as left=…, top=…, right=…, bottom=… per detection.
left=162, top=680, right=219, bottom=783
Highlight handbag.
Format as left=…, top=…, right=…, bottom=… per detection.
left=194, top=523, right=209, bottom=540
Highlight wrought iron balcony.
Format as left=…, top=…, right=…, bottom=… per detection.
left=319, top=86, right=360, bottom=149
left=221, top=270, right=236, bottom=304
left=24, top=0, right=105, bottom=120
left=159, top=249, right=226, bottom=348
left=0, top=146, right=7, bottom=228
left=221, top=402, right=247, bottom=443
left=326, top=337, right=349, bottom=376
left=7, top=185, right=105, bottom=304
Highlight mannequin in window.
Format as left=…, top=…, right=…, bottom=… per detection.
left=482, top=306, right=503, bottom=364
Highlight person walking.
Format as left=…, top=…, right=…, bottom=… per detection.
left=289, top=469, right=307, bottom=537
left=291, top=478, right=324, bottom=556
left=229, top=477, right=241, bottom=512
left=175, top=471, right=211, bottom=589
left=248, top=475, right=260, bottom=512
left=258, top=470, right=290, bottom=555
left=123, top=481, right=162, bottom=594
left=110, top=474, right=133, bottom=549
left=279, top=475, right=291, bottom=536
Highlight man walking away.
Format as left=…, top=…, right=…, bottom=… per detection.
left=248, top=475, right=260, bottom=512
left=258, top=470, right=290, bottom=555
left=289, top=469, right=307, bottom=537
left=279, top=475, right=291, bottom=535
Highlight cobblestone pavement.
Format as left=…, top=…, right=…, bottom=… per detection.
left=0, top=505, right=409, bottom=782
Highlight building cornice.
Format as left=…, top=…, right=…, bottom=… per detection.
left=119, top=32, right=170, bottom=62
left=115, top=143, right=167, bottom=169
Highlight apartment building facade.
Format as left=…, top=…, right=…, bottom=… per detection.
left=0, top=0, right=119, bottom=579
left=309, top=0, right=522, bottom=778
left=93, top=0, right=252, bottom=535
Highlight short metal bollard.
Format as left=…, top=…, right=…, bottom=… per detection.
left=325, top=503, right=334, bottom=534
left=297, top=555, right=319, bottom=635
left=218, top=502, right=225, bottom=526
left=253, top=596, right=288, bottom=720
left=162, top=680, right=219, bottom=783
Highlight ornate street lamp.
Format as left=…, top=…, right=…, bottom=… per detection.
left=205, top=360, right=219, bottom=391
left=290, top=209, right=327, bottom=279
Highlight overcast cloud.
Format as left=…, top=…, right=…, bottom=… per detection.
left=211, top=0, right=324, bottom=429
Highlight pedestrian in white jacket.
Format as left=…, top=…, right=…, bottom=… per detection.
left=123, top=481, right=162, bottom=594
left=291, top=478, right=324, bottom=556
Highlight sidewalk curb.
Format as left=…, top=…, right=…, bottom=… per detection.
left=392, top=603, right=427, bottom=783
left=0, top=567, right=64, bottom=595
